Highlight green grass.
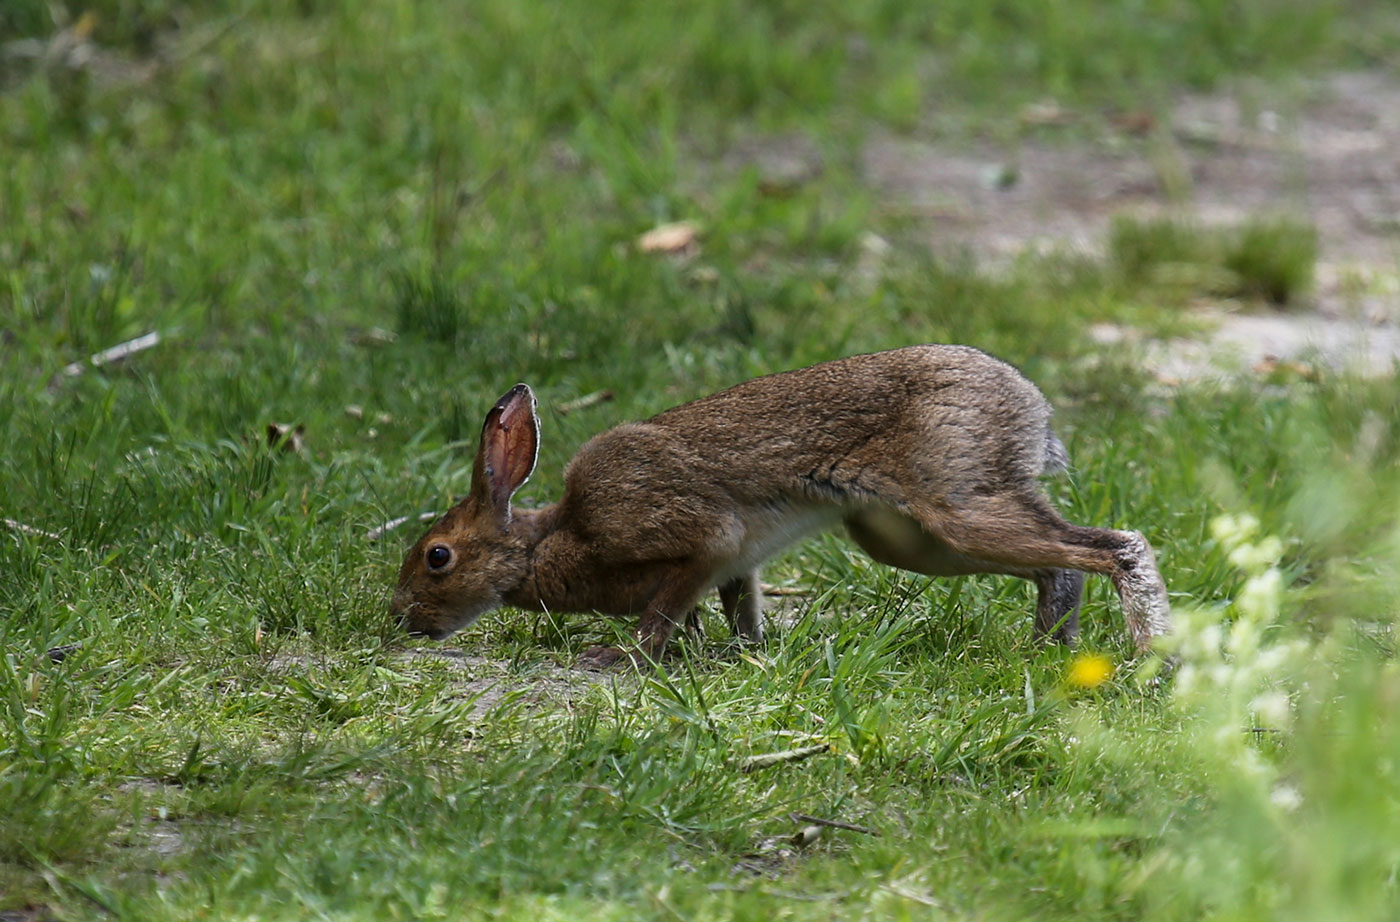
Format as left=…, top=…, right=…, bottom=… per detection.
left=3, top=1, right=1400, bottom=919
left=1109, top=215, right=1319, bottom=307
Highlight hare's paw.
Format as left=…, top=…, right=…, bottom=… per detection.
left=577, top=645, right=631, bottom=671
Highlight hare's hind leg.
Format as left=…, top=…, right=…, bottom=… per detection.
left=684, top=571, right=763, bottom=644
left=911, top=492, right=1169, bottom=652
left=846, top=506, right=1086, bottom=646
left=846, top=507, right=1081, bottom=644
left=718, top=570, right=764, bottom=643
left=1034, top=568, right=1084, bottom=646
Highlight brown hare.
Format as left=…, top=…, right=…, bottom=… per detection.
left=391, top=345, right=1170, bottom=668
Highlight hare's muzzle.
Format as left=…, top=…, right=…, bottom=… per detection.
left=391, top=587, right=462, bottom=640
left=390, top=591, right=430, bottom=637
left=395, top=615, right=449, bottom=641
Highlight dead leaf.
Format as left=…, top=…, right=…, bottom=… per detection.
left=1110, top=110, right=1156, bottom=136
left=637, top=221, right=700, bottom=255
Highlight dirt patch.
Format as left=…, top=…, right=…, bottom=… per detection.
left=860, top=71, right=1400, bottom=378
left=0, top=910, right=58, bottom=922
left=395, top=646, right=611, bottom=718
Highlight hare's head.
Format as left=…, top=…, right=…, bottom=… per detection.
left=391, top=385, right=539, bottom=639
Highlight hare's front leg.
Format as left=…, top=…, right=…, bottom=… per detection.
left=577, top=564, right=713, bottom=670
left=719, top=570, right=764, bottom=643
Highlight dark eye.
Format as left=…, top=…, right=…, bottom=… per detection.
left=426, top=545, right=452, bottom=569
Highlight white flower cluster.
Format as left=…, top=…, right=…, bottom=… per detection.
left=1157, top=514, right=1308, bottom=773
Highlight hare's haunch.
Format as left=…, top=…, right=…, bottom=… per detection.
left=391, top=346, right=1170, bottom=667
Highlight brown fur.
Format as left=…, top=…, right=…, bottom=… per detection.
left=391, top=346, right=1171, bottom=667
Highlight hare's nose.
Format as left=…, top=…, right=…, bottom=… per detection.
left=389, top=592, right=413, bottom=627
left=391, top=597, right=435, bottom=637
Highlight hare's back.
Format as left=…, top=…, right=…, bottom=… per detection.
left=651, top=345, right=1050, bottom=442
left=645, top=345, right=1057, bottom=500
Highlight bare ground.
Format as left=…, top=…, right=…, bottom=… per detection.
left=395, top=646, right=599, bottom=717
left=858, top=71, right=1400, bottom=378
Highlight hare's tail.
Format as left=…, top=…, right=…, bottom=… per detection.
left=1043, top=429, right=1071, bottom=476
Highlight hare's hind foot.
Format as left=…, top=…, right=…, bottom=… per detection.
left=1111, top=532, right=1171, bottom=652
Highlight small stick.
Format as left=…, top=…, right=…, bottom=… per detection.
left=556, top=390, right=614, bottom=415
left=61, top=331, right=161, bottom=378
left=47, top=643, right=82, bottom=663
left=787, top=812, right=881, bottom=837
left=761, top=585, right=814, bottom=597
left=705, top=884, right=850, bottom=903
left=738, top=743, right=830, bottom=773
left=365, top=511, right=439, bottom=542
left=3, top=518, right=62, bottom=541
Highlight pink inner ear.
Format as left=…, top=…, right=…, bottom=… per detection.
left=485, top=392, right=538, bottom=509
left=498, top=400, right=526, bottom=431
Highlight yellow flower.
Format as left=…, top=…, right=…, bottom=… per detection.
left=1067, top=654, right=1115, bottom=689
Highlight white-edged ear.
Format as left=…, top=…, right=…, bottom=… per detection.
left=472, top=384, right=539, bottom=519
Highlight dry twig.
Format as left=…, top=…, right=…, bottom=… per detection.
left=738, top=743, right=830, bottom=773
left=761, top=584, right=814, bottom=597
left=556, top=390, right=615, bottom=415
left=366, top=511, right=440, bottom=542
left=787, top=812, right=881, bottom=837
left=3, top=518, right=62, bottom=541
left=59, top=331, right=161, bottom=379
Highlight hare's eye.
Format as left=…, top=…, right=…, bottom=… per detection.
left=426, top=545, right=452, bottom=570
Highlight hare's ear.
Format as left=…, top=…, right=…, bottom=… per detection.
left=471, top=384, right=540, bottom=521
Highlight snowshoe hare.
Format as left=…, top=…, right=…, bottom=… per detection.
left=391, top=345, right=1170, bottom=668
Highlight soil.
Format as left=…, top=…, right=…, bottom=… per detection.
left=395, top=646, right=596, bottom=717
left=858, top=71, right=1400, bottom=378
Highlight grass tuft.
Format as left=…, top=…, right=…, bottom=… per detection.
left=1110, top=214, right=1318, bottom=306
left=1223, top=217, right=1318, bottom=306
